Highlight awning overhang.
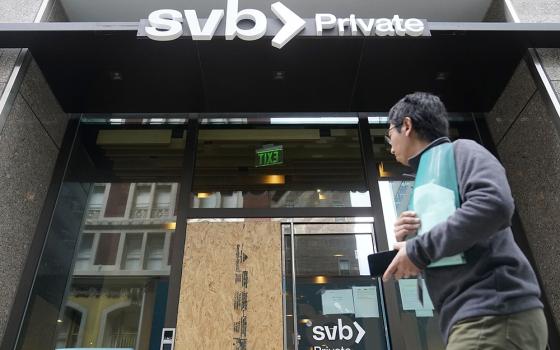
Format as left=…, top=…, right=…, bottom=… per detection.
left=0, top=21, right=559, bottom=113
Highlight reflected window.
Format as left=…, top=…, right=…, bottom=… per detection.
left=102, top=304, right=140, bottom=348
left=55, top=182, right=177, bottom=349
left=145, top=233, right=166, bottom=270
left=16, top=122, right=186, bottom=350
left=87, top=185, right=106, bottom=219
left=153, top=185, right=173, bottom=218
left=122, top=233, right=143, bottom=270
left=132, top=185, right=151, bottom=219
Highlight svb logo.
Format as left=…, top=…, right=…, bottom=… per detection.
left=312, top=318, right=366, bottom=344
left=142, top=0, right=426, bottom=49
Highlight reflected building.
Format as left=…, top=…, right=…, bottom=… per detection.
left=54, top=182, right=178, bottom=350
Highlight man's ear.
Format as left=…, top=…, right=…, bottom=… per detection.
left=403, top=117, right=413, bottom=136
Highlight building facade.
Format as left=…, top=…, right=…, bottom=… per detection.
left=0, top=0, right=560, bottom=349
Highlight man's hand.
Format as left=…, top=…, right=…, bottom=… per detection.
left=394, top=211, right=420, bottom=242
left=382, top=241, right=421, bottom=281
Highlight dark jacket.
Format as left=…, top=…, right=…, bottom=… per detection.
left=406, top=137, right=543, bottom=343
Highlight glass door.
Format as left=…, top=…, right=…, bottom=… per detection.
left=283, top=220, right=390, bottom=350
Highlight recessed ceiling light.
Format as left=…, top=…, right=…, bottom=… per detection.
left=272, top=70, right=286, bottom=80
left=435, top=71, right=449, bottom=81
left=109, top=71, right=123, bottom=81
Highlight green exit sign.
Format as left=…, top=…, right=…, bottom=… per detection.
left=256, top=145, right=283, bottom=167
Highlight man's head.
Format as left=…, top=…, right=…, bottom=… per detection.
left=386, top=92, right=449, bottom=165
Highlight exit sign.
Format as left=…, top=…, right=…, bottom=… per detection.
left=256, top=145, right=283, bottom=167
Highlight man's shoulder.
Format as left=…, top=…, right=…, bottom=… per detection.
left=452, top=138, right=486, bottom=152
left=452, top=139, right=502, bottom=171
left=452, top=139, right=495, bottom=159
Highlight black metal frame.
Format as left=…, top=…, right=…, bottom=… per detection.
left=164, top=119, right=199, bottom=327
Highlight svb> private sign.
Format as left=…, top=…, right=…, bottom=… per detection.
left=140, top=0, right=429, bottom=49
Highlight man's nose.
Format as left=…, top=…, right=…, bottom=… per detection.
left=390, top=146, right=395, bottom=155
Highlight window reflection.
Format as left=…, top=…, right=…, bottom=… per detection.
left=53, top=182, right=177, bottom=350
left=192, top=124, right=369, bottom=208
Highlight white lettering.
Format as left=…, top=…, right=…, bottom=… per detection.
left=325, top=325, right=337, bottom=340
left=145, top=9, right=183, bottom=41
left=337, top=18, right=350, bottom=36
left=375, top=18, right=395, bottom=36
left=315, top=13, right=337, bottom=35
left=349, top=14, right=358, bottom=35
left=338, top=318, right=353, bottom=340
left=405, top=18, right=425, bottom=36
left=356, top=18, right=375, bottom=35
left=312, top=326, right=326, bottom=341
left=225, top=0, right=267, bottom=41
left=392, top=15, right=406, bottom=36
left=184, top=9, right=224, bottom=40
left=144, top=7, right=427, bottom=46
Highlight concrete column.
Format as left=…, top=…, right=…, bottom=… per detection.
left=0, top=0, right=69, bottom=341
left=484, top=0, right=560, bottom=335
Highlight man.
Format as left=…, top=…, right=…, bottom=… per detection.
left=382, top=92, right=547, bottom=349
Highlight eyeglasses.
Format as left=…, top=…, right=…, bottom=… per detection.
left=385, top=125, right=400, bottom=145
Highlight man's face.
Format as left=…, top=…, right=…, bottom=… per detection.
left=386, top=120, right=412, bottom=166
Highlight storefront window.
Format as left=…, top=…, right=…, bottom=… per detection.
left=192, top=119, right=370, bottom=208
left=16, top=120, right=186, bottom=350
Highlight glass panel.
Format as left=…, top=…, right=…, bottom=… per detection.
left=293, top=222, right=373, bottom=235
left=17, top=121, right=185, bottom=350
left=192, top=121, right=369, bottom=208
left=378, top=180, right=445, bottom=350
left=284, top=222, right=389, bottom=350
left=369, top=114, right=482, bottom=179
left=54, top=183, right=177, bottom=350
left=293, top=234, right=374, bottom=279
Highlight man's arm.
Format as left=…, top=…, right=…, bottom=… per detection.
left=406, top=140, right=515, bottom=269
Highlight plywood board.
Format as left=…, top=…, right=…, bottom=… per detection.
left=175, top=221, right=283, bottom=350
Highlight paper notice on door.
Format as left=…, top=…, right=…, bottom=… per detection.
left=321, top=289, right=355, bottom=315
left=398, top=279, right=434, bottom=312
left=352, top=286, right=379, bottom=318
left=415, top=308, right=434, bottom=317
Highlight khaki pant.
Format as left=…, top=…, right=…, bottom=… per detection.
left=446, top=308, right=548, bottom=350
